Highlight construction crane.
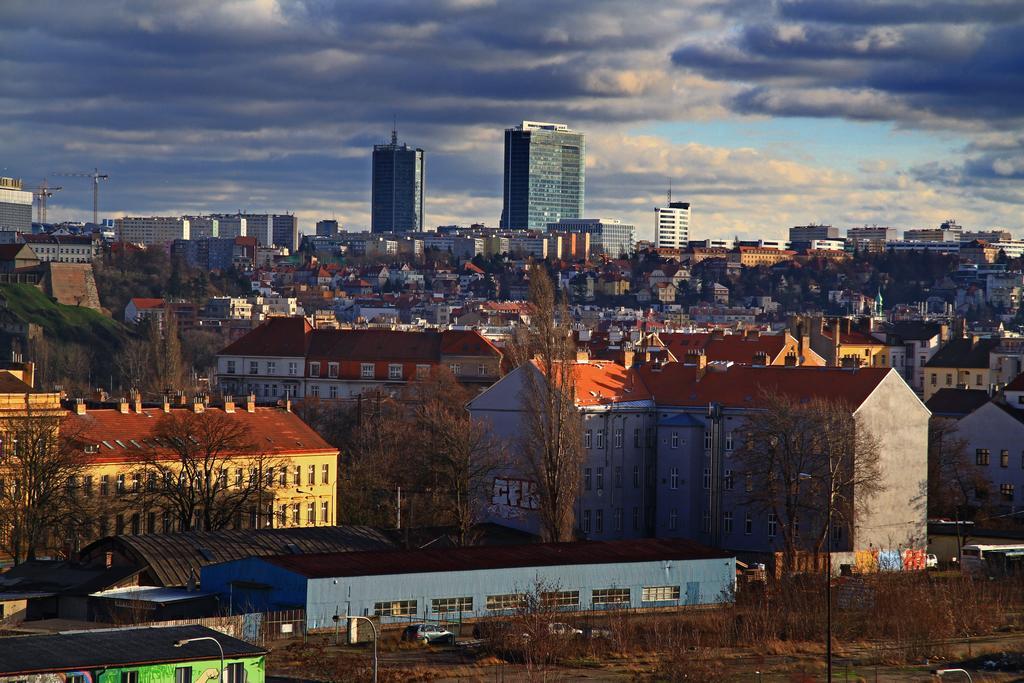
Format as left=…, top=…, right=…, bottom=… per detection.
left=30, top=179, right=62, bottom=224
left=54, top=168, right=109, bottom=226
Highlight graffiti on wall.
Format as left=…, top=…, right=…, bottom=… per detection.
left=489, top=477, right=538, bottom=519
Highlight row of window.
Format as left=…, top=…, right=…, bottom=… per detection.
left=373, top=586, right=687, bottom=616
left=931, top=372, right=986, bottom=387
left=80, top=499, right=333, bottom=537
left=582, top=507, right=647, bottom=533
left=974, top=482, right=1016, bottom=501
left=53, top=464, right=331, bottom=497
left=582, top=427, right=740, bottom=452
left=225, top=359, right=492, bottom=380
left=68, top=664, right=246, bottom=683
left=667, top=508, right=844, bottom=542
left=975, top=448, right=1024, bottom=470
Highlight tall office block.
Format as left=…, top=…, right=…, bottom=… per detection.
left=272, top=214, right=299, bottom=252
left=501, top=121, right=585, bottom=231
left=316, top=219, right=340, bottom=237
left=655, top=202, right=691, bottom=249
left=371, top=130, right=424, bottom=233
left=548, top=218, right=634, bottom=258
left=0, top=177, right=33, bottom=233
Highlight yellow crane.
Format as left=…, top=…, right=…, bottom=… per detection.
left=54, top=168, right=109, bottom=225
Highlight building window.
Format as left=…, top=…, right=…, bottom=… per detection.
left=613, top=507, right=623, bottom=531
left=671, top=432, right=679, bottom=449
left=291, top=504, right=300, bottom=525
left=702, top=510, right=711, bottom=532
left=449, top=363, right=461, bottom=376
left=582, top=509, right=591, bottom=533
left=724, top=511, right=733, bottom=534
left=1001, top=450, right=1009, bottom=468
left=277, top=505, right=287, bottom=527
left=669, top=508, right=678, bottom=530
left=288, top=361, right=298, bottom=376
left=724, top=469, right=734, bottom=490
left=310, top=384, right=320, bottom=397
left=226, top=664, right=245, bottom=683
left=389, top=364, right=403, bottom=380
left=279, top=468, right=288, bottom=486
left=745, top=512, right=752, bottom=535
left=478, top=363, right=487, bottom=376
left=322, top=362, right=336, bottom=378
left=486, top=594, right=525, bottom=611
left=120, top=673, right=139, bottom=683
left=592, top=588, right=630, bottom=607
left=375, top=599, right=417, bottom=617
left=595, top=430, right=605, bottom=449
left=702, top=468, right=710, bottom=490
left=226, top=360, right=236, bottom=374
left=116, top=474, right=125, bottom=494
left=432, top=596, right=472, bottom=613
left=642, top=586, right=680, bottom=602
left=768, top=512, right=778, bottom=538
left=540, top=591, right=579, bottom=609
left=584, top=430, right=592, bottom=449
left=634, top=428, right=641, bottom=448
left=307, top=502, right=316, bottom=523
left=416, top=364, right=431, bottom=379
left=725, top=433, right=734, bottom=451
left=977, top=448, right=990, bottom=466
left=584, top=467, right=592, bottom=491
left=633, top=465, right=640, bottom=488
left=596, top=467, right=604, bottom=490
left=1001, top=483, right=1015, bottom=500
left=614, top=466, right=622, bottom=488
left=321, top=500, right=329, bottom=523
left=249, top=360, right=258, bottom=374
left=322, top=463, right=330, bottom=484
left=614, top=428, right=623, bottom=448
left=669, top=467, right=679, bottom=490
left=704, top=431, right=712, bottom=449
left=267, top=361, right=276, bottom=374
left=309, top=361, right=321, bottom=377
left=328, top=385, right=338, bottom=399
left=309, top=464, right=316, bottom=485
left=360, top=363, right=374, bottom=379
left=633, top=506, right=640, bottom=530
left=945, top=373, right=952, bottom=386
left=595, top=509, right=604, bottom=533
left=175, top=667, right=192, bottom=683
left=977, top=374, right=983, bottom=386
left=295, top=465, right=301, bottom=485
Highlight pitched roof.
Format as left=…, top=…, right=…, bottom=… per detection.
left=925, top=337, right=1001, bottom=369
left=924, top=388, right=991, bottom=417
left=81, top=526, right=396, bottom=587
left=218, top=316, right=312, bottom=357
left=128, top=297, right=166, bottom=310
left=636, top=363, right=892, bottom=410
left=305, top=328, right=500, bottom=362
left=1005, top=372, right=1024, bottom=391
left=660, top=331, right=790, bottom=365
left=559, top=360, right=652, bottom=407
left=260, top=538, right=732, bottom=579
left=64, top=406, right=335, bottom=464
left=0, top=625, right=264, bottom=674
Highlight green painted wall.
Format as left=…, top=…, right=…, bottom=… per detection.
left=91, top=656, right=264, bottom=683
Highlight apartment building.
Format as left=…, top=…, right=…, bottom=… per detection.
left=468, top=355, right=928, bottom=560
left=115, top=216, right=190, bottom=245
left=20, top=234, right=99, bottom=263
left=215, top=316, right=504, bottom=400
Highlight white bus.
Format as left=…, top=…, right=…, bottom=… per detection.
left=961, top=544, right=1024, bottom=577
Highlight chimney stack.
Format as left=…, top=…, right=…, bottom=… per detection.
left=74, top=398, right=86, bottom=415
left=575, top=348, right=590, bottom=363
left=246, top=393, right=256, bottom=413
left=224, top=395, right=235, bottom=414
left=191, top=395, right=205, bottom=414
left=161, top=394, right=171, bottom=413
left=621, top=349, right=635, bottom=368
left=841, top=355, right=860, bottom=369
left=117, top=397, right=129, bottom=414
left=752, top=351, right=769, bottom=366
left=784, top=353, right=797, bottom=367
left=284, top=397, right=292, bottom=413
left=131, top=389, right=142, bottom=414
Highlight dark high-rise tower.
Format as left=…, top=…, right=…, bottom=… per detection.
left=501, top=121, right=584, bottom=231
left=371, top=129, right=425, bottom=233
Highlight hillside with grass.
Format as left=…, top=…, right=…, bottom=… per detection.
left=0, top=283, right=127, bottom=349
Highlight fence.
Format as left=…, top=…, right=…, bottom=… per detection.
left=136, top=609, right=307, bottom=646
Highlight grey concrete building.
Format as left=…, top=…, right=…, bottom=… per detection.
left=372, top=130, right=425, bottom=233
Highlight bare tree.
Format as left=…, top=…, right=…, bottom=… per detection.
left=736, top=390, right=883, bottom=574
left=133, top=409, right=277, bottom=531
left=144, top=311, right=187, bottom=396
left=928, top=417, right=982, bottom=520
left=0, top=408, right=90, bottom=563
left=511, top=265, right=584, bottom=542
left=409, top=368, right=504, bottom=545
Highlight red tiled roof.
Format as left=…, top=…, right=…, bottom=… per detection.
left=661, top=332, right=790, bottom=365
left=65, top=406, right=335, bottom=464
left=129, top=298, right=166, bottom=310
left=1006, top=372, right=1024, bottom=392
left=534, top=360, right=652, bottom=407
left=636, top=363, right=891, bottom=409
left=219, top=317, right=312, bottom=357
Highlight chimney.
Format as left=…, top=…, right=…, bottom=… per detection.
left=745, top=329, right=760, bottom=340
left=841, top=355, right=860, bottom=369
left=284, top=397, right=292, bottom=413
left=74, top=398, right=86, bottom=415
left=117, top=396, right=129, bottom=414
left=752, top=351, right=769, bottom=366
left=131, top=389, right=142, bottom=414
left=94, top=388, right=107, bottom=402
left=710, top=329, right=725, bottom=341
left=246, top=393, right=256, bottom=413
left=224, top=395, right=235, bottom=414
left=621, top=349, right=635, bottom=368
left=177, top=391, right=188, bottom=406
left=191, top=395, right=205, bottom=414
left=576, top=348, right=590, bottom=363
left=833, top=321, right=841, bottom=367
left=784, top=353, right=797, bottom=367
left=23, top=361, right=34, bottom=389
left=161, top=394, right=171, bottom=413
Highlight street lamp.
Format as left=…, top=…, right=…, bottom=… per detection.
left=174, top=637, right=224, bottom=682
left=935, top=669, right=973, bottom=682
left=346, top=615, right=379, bottom=683
left=799, top=469, right=833, bottom=683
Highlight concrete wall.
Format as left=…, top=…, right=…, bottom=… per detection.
left=853, top=370, right=930, bottom=550
left=303, top=557, right=736, bottom=629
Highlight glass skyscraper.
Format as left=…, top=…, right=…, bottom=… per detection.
left=372, top=130, right=425, bottom=233
left=501, top=121, right=584, bottom=231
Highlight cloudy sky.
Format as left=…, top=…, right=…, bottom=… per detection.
left=3, top=0, right=1022, bottom=241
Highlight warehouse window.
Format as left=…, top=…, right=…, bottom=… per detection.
left=592, top=588, right=630, bottom=607
left=174, top=668, right=191, bottom=683
left=541, top=591, right=579, bottom=609
left=120, top=673, right=139, bottom=683
left=486, top=593, right=525, bottom=611
left=641, top=586, right=680, bottom=603
left=226, top=663, right=245, bottom=683
left=432, top=597, right=472, bottom=614
left=374, top=600, right=417, bottom=617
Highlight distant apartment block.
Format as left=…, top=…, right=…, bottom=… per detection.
left=846, top=226, right=897, bottom=252
left=273, top=214, right=299, bottom=252
left=316, top=219, right=340, bottom=237
left=655, top=202, right=690, bottom=250
left=372, top=131, right=425, bottom=233
left=0, top=177, right=33, bottom=233
left=502, top=121, right=585, bottom=231
left=548, top=218, right=635, bottom=258
left=789, top=224, right=839, bottom=242
left=115, top=216, right=190, bottom=245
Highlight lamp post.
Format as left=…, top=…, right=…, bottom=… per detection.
left=800, top=468, right=833, bottom=683
left=935, top=669, right=973, bottom=682
left=347, top=615, right=379, bottom=683
left=175, top=636, right=224, bottom=682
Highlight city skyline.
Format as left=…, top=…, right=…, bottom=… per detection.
left=2, top=0, right=1022, bottom=241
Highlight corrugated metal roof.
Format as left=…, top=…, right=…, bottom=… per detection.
left=261, top=538, right=732, bottom=579
left=81, top=526, right=395, bottom=587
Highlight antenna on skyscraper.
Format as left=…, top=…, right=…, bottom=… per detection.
left=391, top=115, right=398, bottom=145
left=667, top=178, right=672, bottom=205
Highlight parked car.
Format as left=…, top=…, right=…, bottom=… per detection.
left=926, top=554, right=939, bottom=570
left=402, top=623, right=455, bottom=644
left=582, top=625, right=613, bottom=639
left=547, top=622, right=583, bottom=637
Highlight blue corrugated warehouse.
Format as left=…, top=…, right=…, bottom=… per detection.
left=201, top=538, right=735, bottom=630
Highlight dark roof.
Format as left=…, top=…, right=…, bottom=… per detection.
left=0, top=560, right=140, bottom=596
left=1006, top=372, right=1024, bottom=391
left=0, top=372, right=36, bottom=393
left=924, top=388, right=991, bottom=417
left=883, top=321, right=943, bottom=342
left=0, top=625, right=264, bottom=674
left=80, top=526, right=396, bottom=587
left=259, top=538, right=732, bottom=579
left=219, top=316, right=312, bottom=357
left=925, top=337, right=1001, bottom=369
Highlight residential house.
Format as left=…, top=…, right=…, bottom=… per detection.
left=923, top=334, right=1002, bottom=400
left=660, top=329, right=825, bottom=367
